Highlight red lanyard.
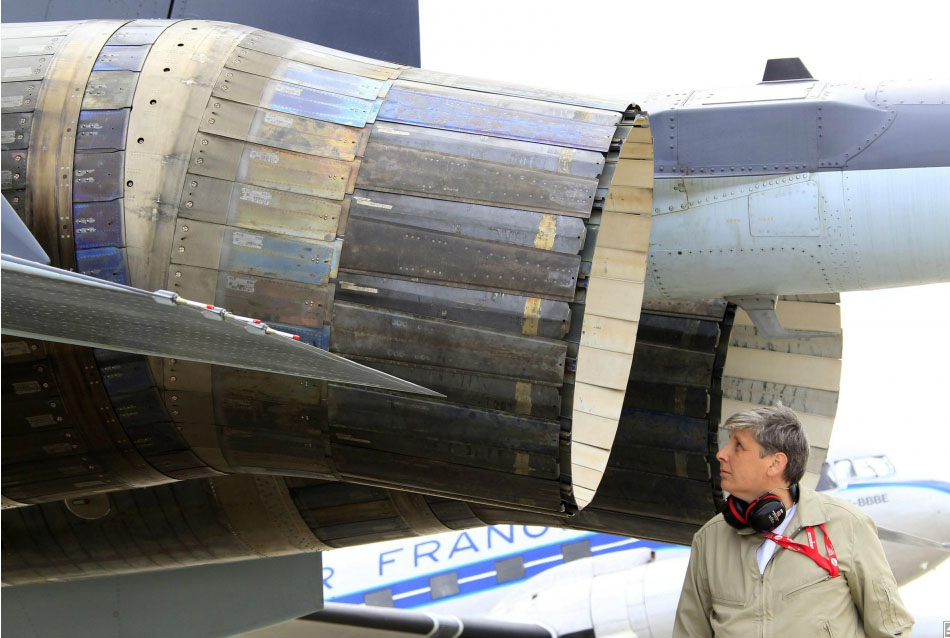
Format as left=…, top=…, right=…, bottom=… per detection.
left=761, top=523, right=839, bottom=577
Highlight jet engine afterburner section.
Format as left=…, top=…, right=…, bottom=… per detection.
left=1, top=20, right=653, bottom=518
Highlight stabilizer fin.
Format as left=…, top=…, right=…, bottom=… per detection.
left=762, top=57, right=814, bottom=82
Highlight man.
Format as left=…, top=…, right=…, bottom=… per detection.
left=673, top=406, right=913, bottom=637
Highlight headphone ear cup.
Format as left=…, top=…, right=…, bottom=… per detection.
left=746, top=494, right=787, bottom=532
left=722, top=495, right=750, bottom=529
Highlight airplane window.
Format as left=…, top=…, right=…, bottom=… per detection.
left=833, top=459, right=854, bottom=485
left=816, top=462, right=837, bottom=490
left=851, top=455, right=896, bottom=479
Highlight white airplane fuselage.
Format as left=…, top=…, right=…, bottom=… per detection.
left=321, top=474, right=950, bottom=637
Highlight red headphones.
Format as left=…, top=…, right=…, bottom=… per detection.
left=722, top=483, right=800, bottom=532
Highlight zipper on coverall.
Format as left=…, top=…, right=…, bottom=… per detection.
left=758, top=525, right=804, bottom=638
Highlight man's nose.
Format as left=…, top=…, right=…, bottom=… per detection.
left=716, top=445, right=728, bottom=463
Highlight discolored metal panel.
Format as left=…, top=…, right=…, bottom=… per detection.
left=348, top=357, right=562, bottom=419
left=189, top=134, right=353, bottom=200
left=215, top=395, right=323, bottom=431
left=239, top=31, right=401, bottom=81
left=622, top=380, right=710, bottom=419
left=4, top=361, right=59, bottom=399
left=72, top=151, right=124, bottom=202
left=73, top=200, right=124, bottom=249
left=341, top=217, right=580, bottom=300
left=222, top=227, right=340, bottom=285
left=335, top=274, right=570, bottom=339
left=592, top=468, right=717, bottom=524
left=2, top=149, right=28, bottom=189
left=613, top=407, right=711, bottom=455
left=357, top=143, right=598, bottom=216
left=605, top=445, right=711, bottom=482
left=181, top=174, right=341, bottom=241
left=3, top=427, right=85, bottom=464
left=0, top=23, right=77, bottom=39
left=215, top=271, right=333, bottom=328
left=170, top=220, right=342, bottom=285
left=378, top=84, right=616, bottom=151
left=728, top=324, right=843, bottom=358
left=82, top=71, right=138, bottom=109
left=106, top=25, right=169, bottom=46
left=4, top=189, right=30, bottom=224
left=1, top=81, right=41, bottom=113
left=330, top=301, right=567, bottom=384
left=331, top=444, right=564, bottom=512
left=212, top=367, right=324, bottom=408
left=637, top=313, right=720, bottom=351
left=164, top=391, right=216, bottom=424
left=199, top=99, right=367, bottom=161
left=331, top=424, right=558, bottom=479
left=226, top=47, right=388, bottom=100
left=348, top=189, right=587, bottom=254
left=75, top=246, right=129, bottom=283
left=2, top=112, right=33, bottom=150
left=628, top=342, right=715, bottom=388
left=0, top=36, right=65, bottom=58
left=76, top=109, right=129, bottom=151
left=111, top=387, right=168, bottom=427
left=641, top=299, right=728, bottom=321
left=1, top=55, right=53, bottom=82
left=213, top=69, right=380, bottom=129
left=218, top=426, right=331, bottom=477
left=366, top=122, right=606, bottom=179
left=1, top=336, right=48, bottom=362
left=93, top=45, right=150, bottom=72
left=3, top=459, right=116, bottom=503
left=96, top=353, right=154, bottom=395
left=3, top=395, right=70, bottom=433
left=721, top=377, right=840, bottom=418
left=398, top=68, right=631, bottom=113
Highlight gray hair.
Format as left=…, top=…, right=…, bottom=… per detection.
left=723, top=406, right=809, bottom=484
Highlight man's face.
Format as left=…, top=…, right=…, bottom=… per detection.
left=716, top=428, right=777, bottom=502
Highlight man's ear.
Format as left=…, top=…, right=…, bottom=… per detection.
left=768, top=452, right=789, bottom=479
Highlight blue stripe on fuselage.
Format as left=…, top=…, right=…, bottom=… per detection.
left=327, top=533, right=677, bottom=608
left=840, top=479, right=950, bottom=495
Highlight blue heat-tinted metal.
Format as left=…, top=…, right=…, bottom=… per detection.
left=92, top=45, right=149, bottom=71
left=278, top=62, right=385, bottom=100
left=76, top=109, right=130, bottom=151
left=73, top=200, right=124, bottom=249
left=98, top=357, right=156, bottom=395
left=265, top=82, right=374, bottom=128
left=269, top=322, right=330, bottom=350
left=73, top=151, right=124, bottom=202
left=122, top=422, right=190, bottom=455
left=220, top=229, right=341, bottom=286
left=110, top=388, right=168, bottom=427
left=75, top=246, right=129, bottom=284
left=377, top=88, right=615, bottom=151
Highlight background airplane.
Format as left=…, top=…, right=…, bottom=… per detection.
left=241, top=451, right=950, bottom=637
